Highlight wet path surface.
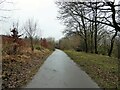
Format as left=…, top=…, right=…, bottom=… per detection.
left=26, top=49, right=100, bottom=88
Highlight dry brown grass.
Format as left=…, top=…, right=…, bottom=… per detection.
left=2, top=47, right=52, bottom=89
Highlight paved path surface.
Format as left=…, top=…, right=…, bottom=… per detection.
left=26, top=49, right=100, bottom=88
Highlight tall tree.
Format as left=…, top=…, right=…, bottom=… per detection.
left=56, top=1, right=120, bottom=56
left=77, top=1, right=120, bottom=56
left=56, top=1, right=106, bottom=53
left=56, top=2, right=89, bottom=52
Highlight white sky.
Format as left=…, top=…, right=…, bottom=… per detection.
left=0, top=0, right=65, bottom=40
left=0, top=0, right=119, bottom=40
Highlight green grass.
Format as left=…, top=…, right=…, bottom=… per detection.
left=64, top=50, right=119, bottom=89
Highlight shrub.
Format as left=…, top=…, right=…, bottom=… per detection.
left=35, top=46, right=41, bottom=50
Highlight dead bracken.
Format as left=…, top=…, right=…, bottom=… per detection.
left=2, top=48, right=51, bottom=89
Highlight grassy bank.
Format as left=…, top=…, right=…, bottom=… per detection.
left=64, top=50, right=119, bottom=89
left=2, top=48, right=52, bottom=89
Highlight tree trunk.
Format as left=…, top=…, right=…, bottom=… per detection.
left=108, top=39, right=114, bottom=57
left=30, top=37, right=34, bottom=52
left=118, top=59, right=120, bottom=89
left=94, top=24, right=98, bottom=54
left=81, top=9, right=88, bottom=53
left=90, top=32, right=94, bottom=53
left=90, top=18, right=94, bottom=53
left=94, top=2, right=98, bottom=54
left=108, top=31, right=117, bottom=57
left=118, top=37, right=120, bottom=59
left=84, top=38, right=88, bottom=53
left=12, top=37, right=18, bottom=55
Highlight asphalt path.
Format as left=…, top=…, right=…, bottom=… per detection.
left=26, top=49, right=100, bottom=88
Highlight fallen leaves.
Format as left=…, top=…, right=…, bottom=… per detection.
left=2, top=48, right=51, bottom=89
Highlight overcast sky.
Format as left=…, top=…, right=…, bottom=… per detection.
left=0, top=0, right=65, bottom=40
left=0, top=0, right=119, bottom=40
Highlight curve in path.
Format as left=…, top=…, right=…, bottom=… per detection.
left=26, top=49, right=100, bottom=88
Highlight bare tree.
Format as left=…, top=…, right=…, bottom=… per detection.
left=24, top=19, right=38, bottom=52
left=56, top=2, right=89, bottom=52
left=56, top=0, right=120, bottom=56
left=76, top=1, right=120, bottom=56
left=56, top=1, right=106, bottom=53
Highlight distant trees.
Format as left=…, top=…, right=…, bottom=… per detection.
left=56, top=0, right=120, bottom=57
left=24, top=19, right=38, bottom=51
left=23, top=19, right=55, bottom=52
left=40, top=38, right=48, bottom=48
left=59, top=37, right=71, bottom=50
left=59, top=35, right=80, bottom=50
left=46, top=37, right=55, bottom=50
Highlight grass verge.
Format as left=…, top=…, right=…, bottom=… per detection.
left=64, top=50, right=119, bottom=89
